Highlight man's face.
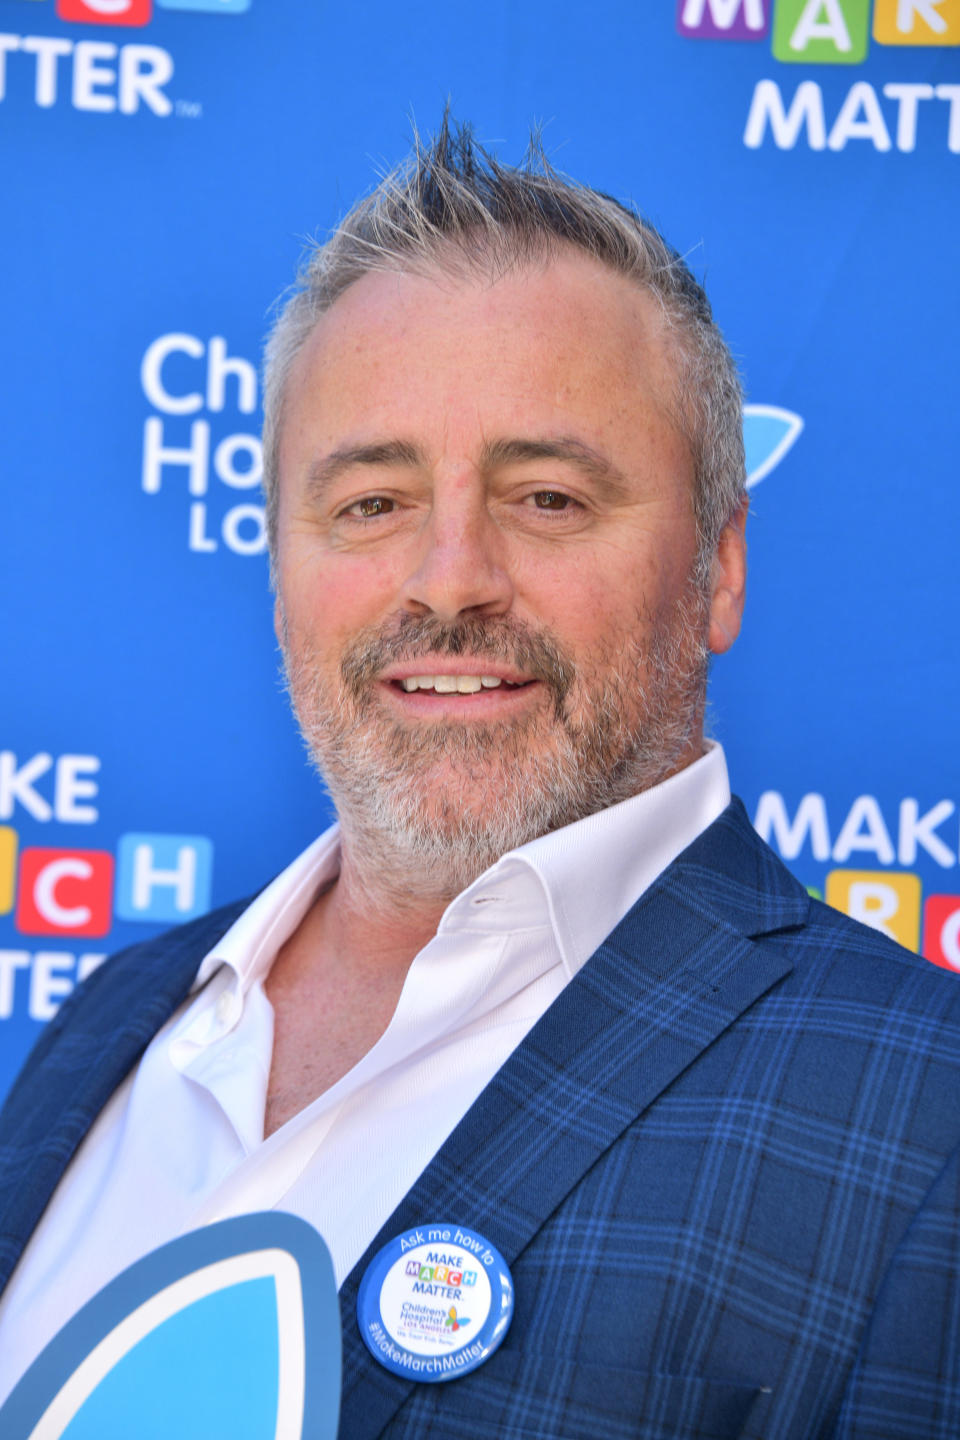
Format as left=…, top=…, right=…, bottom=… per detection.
left=273, top=251, right=745, bottom=893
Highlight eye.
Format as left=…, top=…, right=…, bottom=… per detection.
left=344, top=496, right=395, bottom=518
left=531, top=490, right=573, bottom=511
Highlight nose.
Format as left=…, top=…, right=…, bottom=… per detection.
left=398, top=490, right=514, bottom=621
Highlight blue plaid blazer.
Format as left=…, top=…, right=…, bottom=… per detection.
left=1, top=799, right=959, bottom=1439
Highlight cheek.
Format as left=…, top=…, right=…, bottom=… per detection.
left=535, top=559, right=695, bottom=670
left=517, top=570, right=629, bottom=659
left=516, top=545, right=658, bottom=641
left=279, top=547, right=406, bottom=639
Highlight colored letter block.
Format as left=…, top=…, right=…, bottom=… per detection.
left=825, top=869, right=921, bottom=951
left=56, top=0, right=152, bottom=24
left=16, top=848, right=114, bottom=938
left=676, top=0, right=770, bottom=38
left=773, top=0, right=870, bottom=62
left=115, top=833, right=213, bottom=923
left=922, top=894, right=960, bottom=971
left=873, top=0, right=960, bottom=44
left=0, top=828, right=16, bottom=916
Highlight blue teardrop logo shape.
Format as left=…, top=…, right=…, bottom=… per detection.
left=0, top=1213, right=340, bottom=1440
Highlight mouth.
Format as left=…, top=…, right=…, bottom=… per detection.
left=378, top=665, right=540, bottom=710
left=393, top=673, right=532, bottom=695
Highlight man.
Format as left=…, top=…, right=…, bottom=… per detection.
left=1, top=121, right=958, bottom=1437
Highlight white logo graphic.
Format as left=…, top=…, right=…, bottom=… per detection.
left=743, top=404, right=804, bottom=488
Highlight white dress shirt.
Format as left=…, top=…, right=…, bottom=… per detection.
left=0, top=745, right=730, bottom=1402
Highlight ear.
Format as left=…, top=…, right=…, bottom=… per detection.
left=707, top=498, right=748, bottom=656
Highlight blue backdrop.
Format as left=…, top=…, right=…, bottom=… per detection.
left=2, top=0, right=959, bottom=1101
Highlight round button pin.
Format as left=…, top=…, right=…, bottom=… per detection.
left=357, top=1223, right=514, bottom=1383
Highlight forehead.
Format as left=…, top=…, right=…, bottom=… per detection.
left=280, top=249, right=687, bottom=474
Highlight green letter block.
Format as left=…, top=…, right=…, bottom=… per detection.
left=773, top=0, right=870, bottom=62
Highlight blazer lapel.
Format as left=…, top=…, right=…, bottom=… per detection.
left=336, top=800, right=808, bottom=1439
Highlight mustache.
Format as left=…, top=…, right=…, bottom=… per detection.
left=339, top=613, right=575, bottom=714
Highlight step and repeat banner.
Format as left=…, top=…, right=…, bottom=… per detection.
left=2, top=0, right=958, bottom=1101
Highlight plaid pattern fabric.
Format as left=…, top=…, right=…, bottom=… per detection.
left=2, top=801, right=959, bottom=1438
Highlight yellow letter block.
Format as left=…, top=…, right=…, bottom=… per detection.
left=0, top=827, right=17, bottom=916
left=825, top=869, right=921, bottom=951
left=874, top=0, right=960, bottom=45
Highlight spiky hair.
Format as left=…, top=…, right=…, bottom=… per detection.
left=262, top=116, right=745, bottom=570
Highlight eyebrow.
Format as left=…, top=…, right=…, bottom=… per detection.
left=304, top=433, right=630, bottom=504
left=305, top=440, right=424, bottom=504
left=480, top=436, right=631, bottom=502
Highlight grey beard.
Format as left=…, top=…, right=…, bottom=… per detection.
left=281, top=596, right=709, bottom=909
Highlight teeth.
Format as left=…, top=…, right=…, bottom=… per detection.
left=398, top=674, right=509, bottom=694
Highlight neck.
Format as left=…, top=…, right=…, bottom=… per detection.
left=331, top=806, right=499, bottom=920
left=325, top=841, right=453, bottom=963
left=261, top=841, right=452, bottom=1133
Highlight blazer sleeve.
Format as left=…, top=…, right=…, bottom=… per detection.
left=832, top=1142, right=960, bottom=1438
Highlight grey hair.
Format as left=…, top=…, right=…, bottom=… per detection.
left=262, top=117, right=745, bottom=575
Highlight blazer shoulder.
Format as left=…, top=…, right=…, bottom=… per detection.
left=792, top=889, right=960, bottom=1013
left=4, top=896, right=255, bottom=1106
left=669, top=796, right=960, bottom=1024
